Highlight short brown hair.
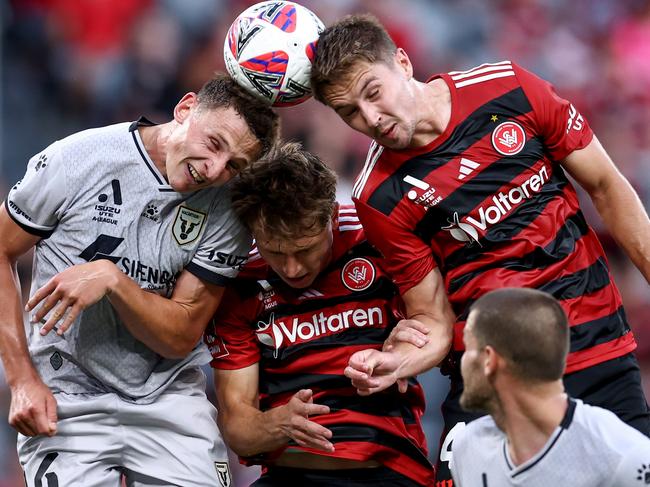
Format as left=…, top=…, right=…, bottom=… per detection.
left=311, top=14, right=397, bottom=104
left=197, top=73, right=280, bottom=156
left=230, top=142, right=337, bottom=239
left=469, top=288, right=569, bottom=382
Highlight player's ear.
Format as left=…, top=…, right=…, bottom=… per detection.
left=483, top=345, right=497, bottom=377
left=394, top=48, right=413, bottom=80
left=174, top=92, right=198, bottom=124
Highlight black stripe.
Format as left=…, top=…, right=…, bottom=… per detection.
left=327, top=424, right=431, bottom=469
left=4, top=199, right=54, bottom=238
left=413, top=136, right=548, bottom=245
left=260, top=326, right=391, bottom=363
left=511, top=427, right=565, bottom=478
left=131, top=129, right=165, bottom=185
left=315, top=389, right=421, bottom=424
left=447, top=208, right=587, bottom=294
left=368, top=88, right=533, bottom=216
left=185, top=262, right=232, bottom=286
left=260, top=373, right=349, bottom=396
left=458, top=257, right=613, bottom=321
left=443, top=172, right=572, bottom=273
left=569, top=306, right=630, bottom=353
left=560, top=398, right=577, bottom=428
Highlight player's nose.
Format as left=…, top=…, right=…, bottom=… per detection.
left=205, top=155, right=229, bottom=184
left=283, top=255, right=305, bottom=279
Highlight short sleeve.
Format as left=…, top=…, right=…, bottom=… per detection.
left=610, top=438, right=650, bottom=486
left=204, top=287, right=260, bottom=370
left=5, top=142, right=69, bottom=237
left=185, top=188, right=252, bottom=286
left=514, top=63, right=593, bottom=162
left=353, top=198, right=436, bottom=295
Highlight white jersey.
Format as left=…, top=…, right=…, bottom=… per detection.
left=6, top=119, right=251, bottom=403
left=451, top=399, right=650, bottom=487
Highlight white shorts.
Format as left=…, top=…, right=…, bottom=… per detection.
left=18, top=392, right=232, bottom=487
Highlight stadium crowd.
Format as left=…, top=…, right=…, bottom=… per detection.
left=1, top=0, right=649, bottom=484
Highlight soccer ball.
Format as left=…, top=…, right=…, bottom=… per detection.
left=224, top=1, right=324, bottom=107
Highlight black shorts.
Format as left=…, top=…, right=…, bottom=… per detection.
left=433, top=352, right=650, bottom=484
left=252, top=466, right=423, bottom=487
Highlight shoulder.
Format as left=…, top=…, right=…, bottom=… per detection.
left=456, top=415, right=501, bottom=452
left=573, top=400, right=650, bottom=453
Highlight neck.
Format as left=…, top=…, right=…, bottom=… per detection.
left=138, top=122, right=173, bottom=177
left=409, top=78, right=451, bottom=148
left=491, top=379, right=567, bottom=467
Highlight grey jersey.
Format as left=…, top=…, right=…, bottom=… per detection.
left=451, top=399, right=650, bottom=487
left=6, top=120, right=251, bottom=403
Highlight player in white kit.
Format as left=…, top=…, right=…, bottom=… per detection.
left=451, top=288, right=650, bottom=487
left=0, top=73, right=279, bottom=487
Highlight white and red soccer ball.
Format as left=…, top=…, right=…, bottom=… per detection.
left=224, top=1, right=324, bottom=107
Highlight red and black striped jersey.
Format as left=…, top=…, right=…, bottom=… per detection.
left=204, top=205, right=434, bottom=485
left=352, top=61, right=635, bottom=374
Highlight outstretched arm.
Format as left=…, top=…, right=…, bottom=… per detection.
left=26, top=260, right=225, bottom=359
left=345, top=268, right=454, bottom=395
left=562, top=136, right=650, bottom=282
left=0, top=206, right=58, bottom=436
left=213, top=365, right=333, bottom=457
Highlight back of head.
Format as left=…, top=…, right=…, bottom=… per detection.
left=469, top=288, right=569, bottom=382
left=196, top=73, right=280, bottom=157
left=311, top=14, right=396, bottom=103
left=230, top=142, right=337, bottom=238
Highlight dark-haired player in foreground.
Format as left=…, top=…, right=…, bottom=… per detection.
left=452, top=288, right=650, bottom=486
left=0, top=73, right=278, bottom=486
left=205, top=143, right=435, bottom=486
left=310, top=14, right=650, bottom=484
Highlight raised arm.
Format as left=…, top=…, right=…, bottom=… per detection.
left=345, top=268, right=454, bottom=395
left=0, top=205, right=58, bottom=436
left=562, top=136, right=650, bottom=282
left=213, top=365, right=333, bottom=457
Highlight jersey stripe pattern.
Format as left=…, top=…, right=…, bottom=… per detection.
left=205, top=206, right=434, bottom=485
left=352, top=62, right=635, bottom=374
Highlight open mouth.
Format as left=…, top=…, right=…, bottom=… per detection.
left=188, top=163, right=205, bottom=184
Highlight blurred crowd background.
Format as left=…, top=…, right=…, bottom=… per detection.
left=1, top=0, right=649, bottom=485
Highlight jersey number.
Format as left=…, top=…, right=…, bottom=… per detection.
left=33, top=452, right=59, bottom=487
left=439, top=421, right=466, bottom=470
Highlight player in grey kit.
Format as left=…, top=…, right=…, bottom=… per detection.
left=451, top=288, right=650, bottom=487
left=0, top=73, right=278, bottom=487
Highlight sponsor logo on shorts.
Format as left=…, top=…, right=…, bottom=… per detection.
left=172, top=206, right=206, bottom=245
left=492, top=121, right=526, bottom=156
left=341, top=257, right=376, bottom=291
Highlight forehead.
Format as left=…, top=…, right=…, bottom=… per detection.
left=255, top=225, right=329, bottom=253
left=324, top=62, right=387, bottom=106
left=193, top=105, right=261, bottom=161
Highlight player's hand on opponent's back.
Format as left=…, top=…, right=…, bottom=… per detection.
left=26, top=260, right=119, bottom=336
left=9, top=374, right=58, bottom=437
left=345, top=349, right=404, bottom=395
left=273, top=389, right=334, bottom=452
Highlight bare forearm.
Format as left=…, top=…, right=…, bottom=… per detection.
left=219, top=404, right=289, bottom=457
left=592, top=178, right=650, bottom=282
left=106, top=267, right=200, bottom=358
left=392, top=319, right=452, bottom=379
left=0, top=259, right=38, bottom=385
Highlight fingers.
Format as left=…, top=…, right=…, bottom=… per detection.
left=397, top=378, right=408, bottom=393
left=25, top=280, right=57, bottom=312
left=289, top=417, right=334, bottom=452
left=391, top=328, right=429, bottom=348
left=38, top=300, right=72, bottom=336
left=45, top=394, right=58, bottom=436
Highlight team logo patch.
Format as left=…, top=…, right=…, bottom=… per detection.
left=172, top=206, right=206, bottom=245
left=341, top=257, right=376, bottom=291
left=492, top=121, right=526, bottom=156
left=214, top=461, right=232, bottom=487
